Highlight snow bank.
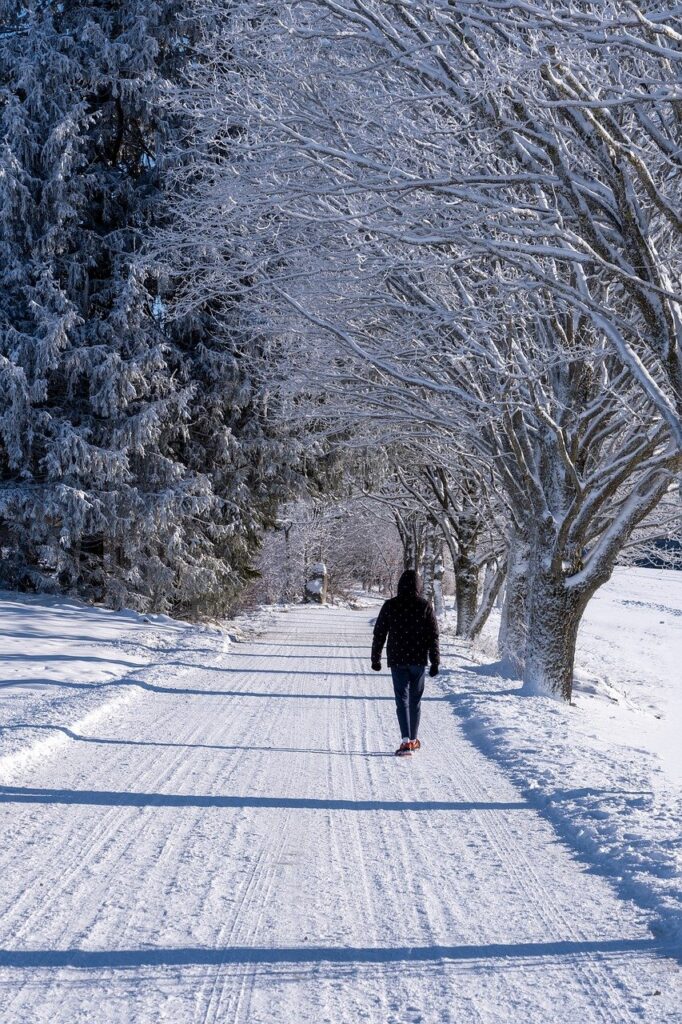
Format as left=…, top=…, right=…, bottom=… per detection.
left=440, top=567, right=682, bottom=946
left=0, top=592, right=225, bottom=781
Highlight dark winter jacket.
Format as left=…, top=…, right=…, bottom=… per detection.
left=371, top=570, right=440, bottom=669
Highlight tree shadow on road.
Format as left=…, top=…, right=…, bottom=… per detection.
left=0, top=937, right=668, bottom=970
left=0, top=785, right=529, bottom=813
left=0, top=678, right=425, bottom=699
left=1, top=724, right=399, bottom=757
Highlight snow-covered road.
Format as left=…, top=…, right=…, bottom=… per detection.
left=1, top=606, right=679, bottom=1023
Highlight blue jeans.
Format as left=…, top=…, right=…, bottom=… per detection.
left=390, top=665, right=426, bottom=740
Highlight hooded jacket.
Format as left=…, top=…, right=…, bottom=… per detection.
left=371, top=570, right=440, bottom=669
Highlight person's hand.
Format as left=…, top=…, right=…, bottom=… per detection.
left=371, top=661, right=381, bottom=672
left=429, top=664, right=439, bottom=677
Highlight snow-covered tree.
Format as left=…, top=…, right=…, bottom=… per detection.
left=299, top=279, right=679, bottom=699
left=388, top=462, right=505, bottom=636
left=0, top=1, right=298, bottom=615
left=251, top=497, right=403, bottom=604
left=0, top=1, right=196, bottom=605
left=159, top=0, right=681, bottom=691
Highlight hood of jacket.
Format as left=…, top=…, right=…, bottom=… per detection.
left=396, top=569, right=423, bottom=600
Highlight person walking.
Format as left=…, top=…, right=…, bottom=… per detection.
left=371, top=569, right=440, bottom=756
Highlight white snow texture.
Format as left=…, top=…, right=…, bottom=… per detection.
left=0, top=570, right=680, bottom=1022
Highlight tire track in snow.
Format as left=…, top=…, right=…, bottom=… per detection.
left=195, top=633, right=311, bottom=1024
left=320, top=633, right=390, bottom=1024
left=340, top=633, right=486, bottom=1024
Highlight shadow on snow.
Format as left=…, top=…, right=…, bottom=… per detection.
left=0, top=785, right=528, bottom=813
left=0, top=938, right=666, bottom=970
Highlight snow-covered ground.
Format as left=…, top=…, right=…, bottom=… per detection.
left=0, top=592, right=273, bottom=780
left=0, top=592, right=220, bottom=779
left=454, top=567, right=682, bottom=944
left=0, top=578, right=679, bottom=1022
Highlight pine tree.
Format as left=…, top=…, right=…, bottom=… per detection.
left=0, top=1, right=295, bottom=614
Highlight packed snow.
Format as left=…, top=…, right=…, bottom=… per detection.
left=0, top=573, right=680, bottom=1022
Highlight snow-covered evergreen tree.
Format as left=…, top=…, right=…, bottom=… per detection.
left=0, top=1, right=294, bottom=614
left=0, top=1, right=189, bottom=604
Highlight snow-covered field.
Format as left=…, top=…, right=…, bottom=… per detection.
left=0, top=573, right=679, bottom=1022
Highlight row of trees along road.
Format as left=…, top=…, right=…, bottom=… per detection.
left=163, top=0, right=681, bottom=700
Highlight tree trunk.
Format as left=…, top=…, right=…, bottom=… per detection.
left=432, top=539, right=445, bottom=618
left=468, top=557, right=507, bottom=640
left=523, top=573, right=584, bottom=701
left=454, top=556, right=479, bottom=636
left=283, top=522, right=293, bottom=602
left=498, top=529, right=529, bottom=675
left=421, top=525, right=436, bottom=603
left=403, top=522, right=423, bottom=570
left=421, top=522, right=445, bottom=614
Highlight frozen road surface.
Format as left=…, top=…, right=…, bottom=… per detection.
left=1, top=606, right=679, bottom=1023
